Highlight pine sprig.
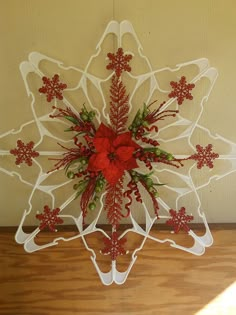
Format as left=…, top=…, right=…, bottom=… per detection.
left=80, top=177, right=97, bottom=225
left=109, top=75, right=129, bottom=134
left=104, top=177, right=125, bottom=227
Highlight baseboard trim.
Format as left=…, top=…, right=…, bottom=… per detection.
left=0, top=223, right=235, bottom=233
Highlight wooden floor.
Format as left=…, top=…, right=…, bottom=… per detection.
left=0, top=228, right=236, bottom=315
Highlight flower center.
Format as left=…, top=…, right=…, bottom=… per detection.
left=108, top=152, right=117, bottom=161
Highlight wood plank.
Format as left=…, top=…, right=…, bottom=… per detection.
left=0, top=229, right=236, bottom=315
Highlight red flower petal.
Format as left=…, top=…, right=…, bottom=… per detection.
left=113, top=132, right=140, bottom=149
left=93, top=137, right=111, bottom=153
left=116, top=146, right=135, bottom=162
left=123, top=157, right=139, bottom=170
left=102, top=161, right=125, bottom=184
left=88, top=152, right=110, bottom=171
left=95, top=123, right=116, bottom=139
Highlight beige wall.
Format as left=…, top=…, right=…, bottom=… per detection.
left=0, top=0, right=236, bottom=225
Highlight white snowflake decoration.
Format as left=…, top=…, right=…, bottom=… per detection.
left=0, top=20, right=235, bottom=285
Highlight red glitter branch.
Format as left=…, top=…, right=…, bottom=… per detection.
left=48, top=137, right=93, bottom=173
left=50, top=106, right=96, bottom=136
left=50, top=105, right=80, bottom=121
left=124, top=171, right=161, bottom=218
left=109, top=75, right=129, bottom=134
left=129, top=101, right=178, bottom=145
left=80, top=177, right=97, bottom=225
left=134, top=148, right=183, bottom=170
left=139, top=180, right=159, bottom=218
left=134, top=126, right=159, bottom=147
left=124, top=179, right=142, bottom=215
left=104, top=177, right=128, bottom=227
left=145, top=101, right=178, bottom=124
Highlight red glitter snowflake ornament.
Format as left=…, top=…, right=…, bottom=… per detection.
left=39, top=74, right=67, bottom=102
left=106, top=48, right=132, bottom=77
left=36, top=205, right=63, bottom=232
left=166, top=207, right=194, bottom=233
left=101, top=232, right=127, bottom=260
left=168, top=76, right=195, bottom=105
left=10, top=140, right=39, bottom=166
left=190, top=144, right=219, bottom=169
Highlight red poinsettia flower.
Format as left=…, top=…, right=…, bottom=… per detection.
left=88, top=123, right=140, bottom=185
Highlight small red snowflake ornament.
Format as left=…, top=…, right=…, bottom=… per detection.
left=166, top=207, right=194, bottom=233
left=106, top=48, right=132, bottom=77
left=190, top=144, right=219, bottom=169
left=10, top=140, right=39, bottom=166
left=36, top=205, right=63, bottom=232
left=168, top=76, right=195, bottom=105
left=39, top=74, right=67, bottom=102
left=101, top=232, right=127, bottom=260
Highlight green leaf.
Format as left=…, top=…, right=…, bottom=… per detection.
left=74, top=180, right=89, bottom=199
left=64, top=116, right=79, bottom=124
left=74, top=189, right=84, bottom=199
left=142, top=103, right=149, bottom=118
